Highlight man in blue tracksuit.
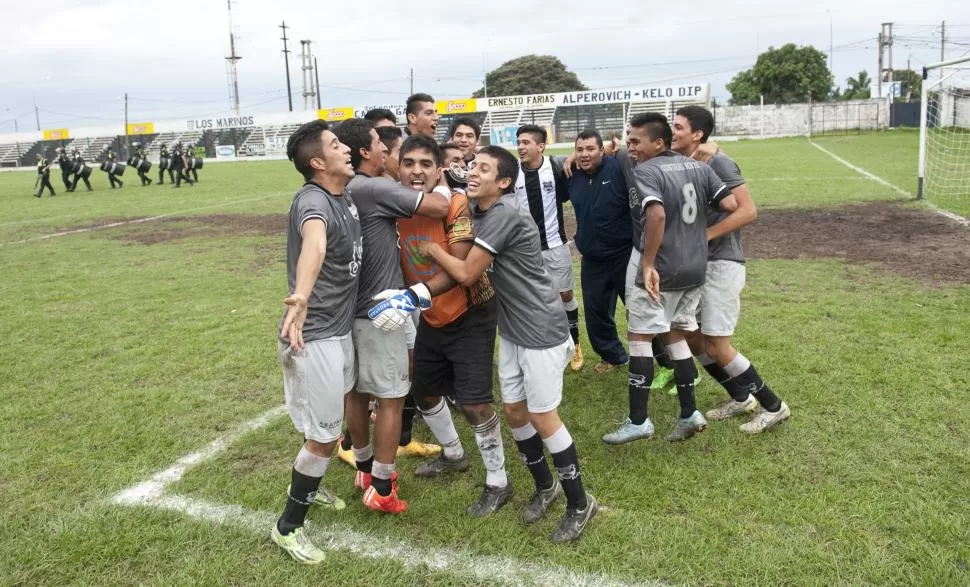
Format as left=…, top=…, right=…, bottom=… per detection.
left=566, top=130, right=633, bottom=373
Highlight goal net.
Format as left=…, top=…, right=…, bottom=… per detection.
left=918, top=55, right=970, bottom=201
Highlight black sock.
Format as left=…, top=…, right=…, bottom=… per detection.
left=672, top=358, right=698, bottom=418
left=340, top=433, right=353, bottom=451
left=653, top=338, right=673, bottom=369
left=550, top=444, right=588, bottom=511
left=628, top=355, right=652, bottom=425
left=400, top=394, right=416, bottom=447
left=277, top=468, right=321, bottom=535
left=372, top=476, right=392, bottom=496
left=566, top=308, right=580, bottom=344
left=357, top=456, right=373, bottom=474
left=701, top=361, right=731, bottom=386
left=735, top=365, right=782, bottom=412
left=514, top=433, right=554, bottom=490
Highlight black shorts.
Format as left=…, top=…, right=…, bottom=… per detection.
left=412, top=299, right=497, bottom=406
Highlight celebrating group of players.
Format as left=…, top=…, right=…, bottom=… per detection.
left=270, top=93, right=790, bottom=564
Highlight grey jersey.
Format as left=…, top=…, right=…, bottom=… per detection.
left=707, top=152, right=745, bottom=264
left=634, top=151, right=728, bottom=291
left=284, top=182, right=362, bottom=342
left=472, top=195, right=569, bottom=349
left=617, top=150, right=643, bottom=251
left=346, top=173, right=424, bottom=318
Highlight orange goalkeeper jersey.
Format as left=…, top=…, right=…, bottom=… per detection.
left=398, top=190, right=494, bottom=327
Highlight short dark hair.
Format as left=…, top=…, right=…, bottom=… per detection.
left=400, top=134, right=443, bottom=167
left=477, top=145, right=519, bottom=194
left=406, top=93, right=435, bottom=116
left=575, top=129, right=603, bottom=148
left=629, top=112, right=672, bottom=149
left=364, top=108, right=397, bottom=125
left=675, top=105, right=715, bottom=143
left=376, top=126, right=403, bottom=152
left=516, top=124, right=546, bottom=144
left=449, top=117, right=481, bottom=139
left=333, top=118, right=374, bottom=171
left=439, top=141, right=462, bottom=155
left=286, top=119, right=330, bottom=181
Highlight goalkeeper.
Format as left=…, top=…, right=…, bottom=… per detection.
left=371, top=135, right=513, bottom=518
left=332, top=118, right=450, bottom=515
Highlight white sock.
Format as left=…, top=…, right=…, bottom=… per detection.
left=473, top=413, right=507, bottom=488
left=294, top=446, right=330, bottom=478
left=419, top=399, right=464, bottom=460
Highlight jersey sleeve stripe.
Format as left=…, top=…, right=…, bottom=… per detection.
left=412, top=191, right=425, bottom=214
left=473, top=237, right=497, bottom=255
left=640, top=195, right=662, bottom=210
left=300, top=214, right=327, bottom=234
left=711, top=184, right=727, bottom=203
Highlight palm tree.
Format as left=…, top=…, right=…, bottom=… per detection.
left=844, top=71, right=872, bottom=100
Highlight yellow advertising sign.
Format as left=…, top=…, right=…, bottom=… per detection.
left=127, top=122, right=155, bottom=135
left=318, top=107, right=354, bottom=122
left=43, top=129, right=69, bottom=140
left=436, top=99, right=477, bottom=115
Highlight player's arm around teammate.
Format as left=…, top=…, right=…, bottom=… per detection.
left=420, top=147, right=597, bottom=544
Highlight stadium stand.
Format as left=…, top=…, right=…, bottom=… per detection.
left=239, top=123, right=301, bottom=156
left=0, top=141, right=35, bottom=167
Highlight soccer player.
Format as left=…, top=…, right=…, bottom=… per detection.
left=603, top=113, right=737, bottom=444
left=439, top=142, right=469, bottom=192
left=333, top=118, right=450, bottom=515
left=383, top=135, right=512, bottom=516
left=671, top=106, right=791, bottom=433
left=514, top=124, right=584, bottom=372
left=418, top=146, right=598, bottom=543
left=364, top=108, right=398, bottom=128
left=271, top=120, right=359, bottom=564
left=405, top=93, right=439, bottom=139
left=448, top=117, right=481, bottom=164
left=566, top=130, right=633, bottom=374
left=377, top=126, right=404, bottom=181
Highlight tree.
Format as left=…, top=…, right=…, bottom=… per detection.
left=893, top=69, right=922, bottom=102
left=472, top=55, right=586, bottom=98
left=841, top=70, right=872, bottom=100
left=726, top=44, right=832, bottom=105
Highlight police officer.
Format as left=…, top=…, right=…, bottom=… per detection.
left=103, top=148, right=124, bottom=189
left=158, top=143, right=174, bottom=184
left=69, top=148, right=93, bottom=192
left=34, top=152, right=55, bottom=198
left=171, top=142, right=193, bottom=188
left=56, top=148, right=72, bottom=190
left=184, top=143, right=200, bottom=183
left=133, top=142, right=152, bottom=186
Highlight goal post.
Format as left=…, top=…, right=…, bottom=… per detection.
left=917, top=55, right=970, bottom=200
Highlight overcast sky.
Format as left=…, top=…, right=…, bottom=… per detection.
left=2, top=0, right=968, bottom=131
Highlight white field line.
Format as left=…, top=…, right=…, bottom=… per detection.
left=110, top=405, right=661, bottom=587
left=1, top=190, right=289, bottom=247
left=808, top=140, right=969, bottom=227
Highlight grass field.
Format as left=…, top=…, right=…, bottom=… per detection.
left=2, top=134, right=969, bottom=586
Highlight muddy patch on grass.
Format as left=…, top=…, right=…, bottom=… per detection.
left=109, top=214, right=285, bottom=245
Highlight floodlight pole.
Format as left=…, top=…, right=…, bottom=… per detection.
left=124, top=92, right=130, bottom=158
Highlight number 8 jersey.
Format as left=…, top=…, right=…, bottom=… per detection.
left=631, top=151, right=728, bottom=291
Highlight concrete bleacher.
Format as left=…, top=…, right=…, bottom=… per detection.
left=0, top=141, right=34, bottom=167
left=147, top=131, right=204, bottom=161
left=239, top=123, right=300, bottom=156
left=553, top=103, right=627, bottom=144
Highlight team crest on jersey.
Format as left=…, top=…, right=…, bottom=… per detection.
left=451, top=216, right=472, bottom=238
left=349, top=240, right=363, bottom=276
left=348, top=202, right=360, bottom=220
left=542, top=180, right=555, bottom=193
left=628, top=188, right=640, bottom=210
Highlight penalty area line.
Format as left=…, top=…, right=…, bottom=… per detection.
left=808, top=140, right=969, bottom=227
left=109, top=405, right=654, bottom=587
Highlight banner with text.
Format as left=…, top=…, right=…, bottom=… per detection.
left=352, top=104, right=407, bottom=119
left=185, top=115, right=257, bottom=131
left=318, top=107, right=354, bottom=122
left=43, top=128, right=69, bottom=140
left=436, top=99, right=478, bottom=115
left=127, top=122, right=155, bottom=135
left=478, top=84, right=709, bottom=111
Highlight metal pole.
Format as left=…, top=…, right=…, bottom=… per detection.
left=940, top=21, right=946, bottom=81
left=124, top=92, right=130, bottom=157
left=917, top=73, right=930, bottom=199
left=314, top=56, right=321, bottom=109
left=280, top=21, right=293, bottom=112
left=410, top=68, right=414, bottom=95
left=14, top=119, right=21, bottom=161
left=34, top=105, right=40, bottom=131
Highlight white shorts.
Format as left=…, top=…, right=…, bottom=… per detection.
left=353, top=318, right=410, bottom=399
left=541, top=244, right=575, bottom=293
left=625, top=249, right=701, bottom=335
left=700, top=260, right=745, bottom=337
left=498, top=336, right=574, bottom=413
left=279, top=334, right=356, bottom=443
